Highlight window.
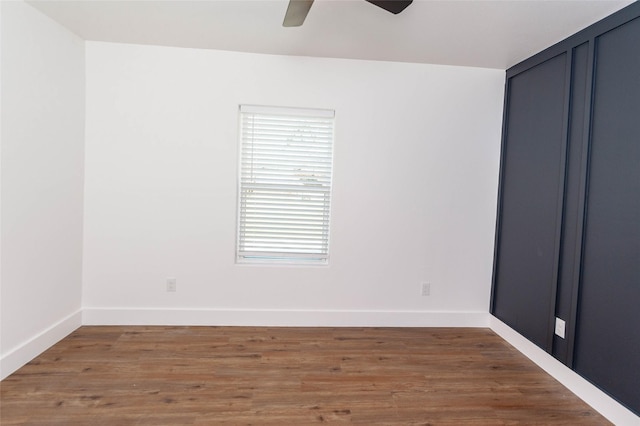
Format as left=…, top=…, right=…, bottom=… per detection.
left=237, top=105, right=335, bottom=264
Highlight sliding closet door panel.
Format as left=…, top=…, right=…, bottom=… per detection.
left=574, top=17, right=640, bottom=414
left=493, top=53, right=567, bottom=350
left=552, top=43, right=589, bottom=364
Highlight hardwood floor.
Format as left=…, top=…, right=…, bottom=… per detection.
left=1, top=326, right=608, bottom=425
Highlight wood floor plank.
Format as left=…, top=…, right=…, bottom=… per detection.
left=0, top=327, right=610, bottom=425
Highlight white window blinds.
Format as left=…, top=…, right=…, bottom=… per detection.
left=237, top=105, right=335, bottom=263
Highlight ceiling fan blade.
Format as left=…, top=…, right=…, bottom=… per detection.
left=283, top=0, right=315, bottom=27
left=365, top=0, right=413, bottom=15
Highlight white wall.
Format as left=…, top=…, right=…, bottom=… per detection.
left=0, top=1, right=85, bottom=378
left=83, top=41, right=504, bottom=326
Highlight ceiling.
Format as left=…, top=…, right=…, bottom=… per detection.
left=27, top=0, right=633, bottom=69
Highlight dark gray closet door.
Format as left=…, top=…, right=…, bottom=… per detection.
left=493, top=53, right=567, bottom=350
left=574, top=17, right=640, bottom=414
left=552, top=43, right=589, bottom=365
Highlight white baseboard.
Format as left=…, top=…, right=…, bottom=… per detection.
left=489, top=315, right=639, bottom=426
left=82, top=307, right=490, bottom=328
left=0, top=309, right=82, bottom=380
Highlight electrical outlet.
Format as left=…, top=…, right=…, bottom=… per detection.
left=421, top=282, right=431, bottom=296
left=555, top=317, right=566, bottom=339
left=166, top=277, right=177, bottom=292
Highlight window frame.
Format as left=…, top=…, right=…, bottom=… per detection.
left=235, top=104, right=336, bottom=266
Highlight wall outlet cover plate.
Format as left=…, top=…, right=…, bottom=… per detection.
left=555, top=317, right=566, bottom=339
